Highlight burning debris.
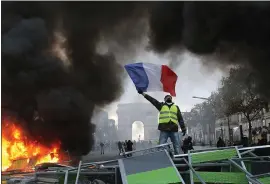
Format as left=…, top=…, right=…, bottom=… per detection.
left=1, top=118, right=60, bottom=171
left=1, top=2, right=148, bottom=158
left=2, top=1, right=270, bottom=165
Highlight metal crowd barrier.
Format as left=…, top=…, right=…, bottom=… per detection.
left=64, top=143, right=172, bottom=184
left=5, top=144, right=269, bottom=184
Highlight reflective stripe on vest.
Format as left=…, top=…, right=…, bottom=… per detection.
left=159, top=104, right=178, bottom=124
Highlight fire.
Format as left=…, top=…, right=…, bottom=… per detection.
left=1, top=120, right=60, bottom=171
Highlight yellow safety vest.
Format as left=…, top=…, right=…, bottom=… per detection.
left=159, top=104, right=178, bottom=124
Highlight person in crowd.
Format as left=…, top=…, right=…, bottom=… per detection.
left=124, top=140, right=128, bottom=152
left=182, top=136, right=194, bottom=154
left=138, top=90, right=186, bottom=155
left=100, top=142, right=105, bottom=155
left=117, top=141, right=123, bottom=155
left=122, top=141, right=125, bottom=152
left=126, top=140, right=134, bottom=157
left=217, top=137, right=226, bottom=148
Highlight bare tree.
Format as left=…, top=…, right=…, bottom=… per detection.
left=185, top=99, right=216, bottom=144
left=220, top=67, right=265, bottom=143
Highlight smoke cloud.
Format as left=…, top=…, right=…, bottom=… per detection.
left=1, top=2, right=149, bottom=156
left=3, top=1, right=270, bottom=157
left=149, top=2, right=270, bottom=98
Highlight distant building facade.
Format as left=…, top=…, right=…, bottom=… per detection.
left=215, top=103, right=270, bottom=143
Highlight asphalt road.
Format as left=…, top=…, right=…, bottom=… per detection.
left=82, top=150, right=121, bottom=163
left=82, top=145, right=212, bottom=163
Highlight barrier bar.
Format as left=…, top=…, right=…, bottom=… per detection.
left=174, top=145, right=270, bottom=158
left=75, top=161, right=82, bottom=184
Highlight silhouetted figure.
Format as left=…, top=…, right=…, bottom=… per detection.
left=100, top=142, right=104, bottom=155
left=242, top=136, right=249, bottom=147
left=127, top=140, right=133, bottom=157
left=124, top=140, right=128, bottom=152
left=182, top=136, right=194, bottom=154
left=217, top=137, right=225, bottom=148
left=118, top=141, right=123, bottom=155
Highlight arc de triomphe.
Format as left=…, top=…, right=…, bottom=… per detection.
left=116, top=103, right=159, bottom=141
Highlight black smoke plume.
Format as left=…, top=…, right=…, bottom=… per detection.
left=1, top=2, right=149, bottom=156
left=149, top=2, right=270, bottom=98
left=4, top=1, right=270, bottom=157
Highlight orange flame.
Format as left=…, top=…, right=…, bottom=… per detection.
left=1, top=120, right=61, bottom=171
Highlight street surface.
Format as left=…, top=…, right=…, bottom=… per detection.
left=82, top=146, right=212, bottom=163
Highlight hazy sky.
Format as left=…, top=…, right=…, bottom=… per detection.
left=105, top=50, right=226, bottom=124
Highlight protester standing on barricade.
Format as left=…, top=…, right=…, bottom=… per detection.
left=138, top=91, right=186, bottom=155
left=125, top=63, right=185, bottom=155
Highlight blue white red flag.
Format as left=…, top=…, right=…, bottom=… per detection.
left=124, top=63, right=178, bottom=96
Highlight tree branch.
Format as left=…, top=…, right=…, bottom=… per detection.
left=250, top=110, right=261, bottom=121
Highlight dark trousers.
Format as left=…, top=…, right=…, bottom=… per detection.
left=101, top=147, right=104, bottom=154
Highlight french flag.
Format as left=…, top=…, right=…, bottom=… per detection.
left=124, top=63, right=178, bottom=96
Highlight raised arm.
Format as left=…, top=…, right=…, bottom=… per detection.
left=143, top=93, right=163, bottom=111
left=138, top=90, right=163, bottom=111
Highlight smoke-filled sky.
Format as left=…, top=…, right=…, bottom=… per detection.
left=106, top=50, right=226, bottom=124
left=2, top=1, right=270, bottom=156
left=105, top=1, right=270, bottom=124
left=1, top=2, right=149, bottom=156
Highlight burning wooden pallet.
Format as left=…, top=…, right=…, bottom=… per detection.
left=4, top=156, right=39, bottom=173
left=4, top=150, right=72, bottom=173
left=6, top=158, right=29, bottom=172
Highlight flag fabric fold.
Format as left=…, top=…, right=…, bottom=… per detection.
left=124, top=63, right=178, bottom=96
